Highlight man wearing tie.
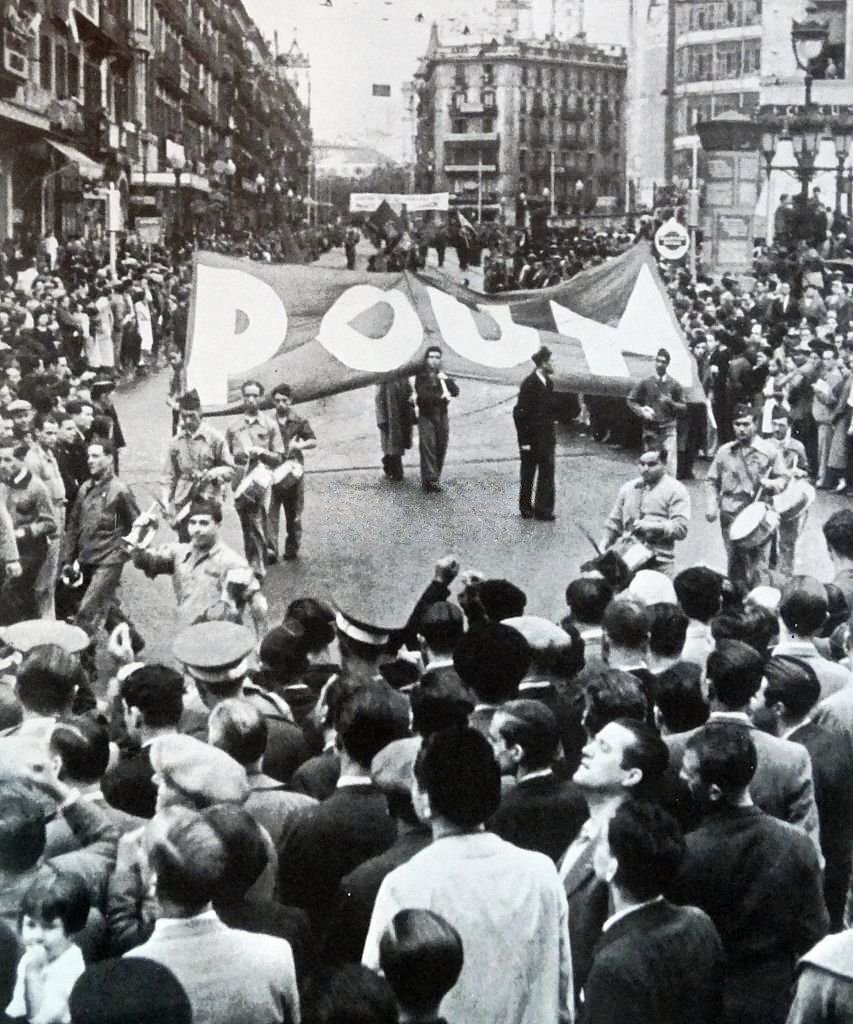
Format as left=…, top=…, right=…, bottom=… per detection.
left=415, top=346, right=459, bottom=493
left=514, top=346, right=557, bottom=520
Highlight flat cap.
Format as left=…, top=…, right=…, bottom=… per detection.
left=627, top=570, right=678, bottom=606
left=0, top=620, right=89, bottom=654
left=6, top=399, right=31, bottom=413
left=371, top=735, right=422, bottom=795
left=503, top=615, right=570, bottom=651
left=149, top=733, right=248, bottom=806
left=173, top=621, right=254, bottom=684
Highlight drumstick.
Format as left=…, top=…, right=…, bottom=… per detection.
left=576, top=525, right=602, bottom=556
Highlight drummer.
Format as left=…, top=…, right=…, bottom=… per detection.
left=268, top=382, right=316, bottom=564
left=705, top=403, right=789, bottom=592
left=600, top=441, right=691, bottom=577
left=768, top=405, right=811, bottom=576
left=225, top=380, right=285, bottom=578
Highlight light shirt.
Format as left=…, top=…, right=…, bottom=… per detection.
left=336, top=774, right=373, bottom=789
left=7, top=943, right=85, bottom=1023
left=364, top=831, right=574, bottom=1024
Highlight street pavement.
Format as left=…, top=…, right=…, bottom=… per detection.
left=113, top=244, right=841, bottom=666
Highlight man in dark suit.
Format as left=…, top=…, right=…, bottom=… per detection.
left=488, top=699, right=588, bottom=862
left=765, top=280, right=800, bottom=344
left=324, top=737, right=431, bottom=965
left=665, top=639, right=821, bottom=857
left=514, top=344, right=557, bottom=521
left=102, top=664, right=185, bottom=819
left=670, top=722, right=828, bottom=1024
left=558, top=717, right=670, bottom=1007
left=277, top=683, right=408, bottom=932
left=583, top=799, right=725, bottom=1024
left=758, top=655, right=853, bottom=931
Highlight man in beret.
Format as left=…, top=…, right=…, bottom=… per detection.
left=514, top=345, right=558, bottom=521
left=705, top=404, right=788, bottom=591
left=160, top=389, right=234, bottom=542
left=129, top=498, right=268, bottom=635
left=627, top=348, right=686, bottom=477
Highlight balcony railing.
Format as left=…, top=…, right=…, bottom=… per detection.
left=153, top=0, right=186, bottom=33
left=152, top=52, right=181, bottom=93
left=444, top=131, right=499, bottom=143
left=450, top=98, right=484, bottom=115
left=186, top=83, right=214, bottom=123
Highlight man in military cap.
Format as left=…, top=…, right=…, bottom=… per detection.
left=705, top=403, right=788, bottom=591
left=6, top=398, right=32, bottom=445
left=161, top=389, right=234, bottom=542
left=226, top=380, right=284, bottom=576
left=129, top=499, right=268, bottom=635
left=514, top=345, right=557, bottom=521
left=173, top=621, right=309, bottom=785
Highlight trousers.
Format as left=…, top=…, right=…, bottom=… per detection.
left=519, top=444, right=555, bottom=516
left=419, top=412, right=450, bottom=486
left=268, top=479, right=304, bottom=557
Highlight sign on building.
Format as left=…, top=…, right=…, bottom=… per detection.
left=654, top=218, right=689, bottom=261
left=136, top=217, right=163, bottom=245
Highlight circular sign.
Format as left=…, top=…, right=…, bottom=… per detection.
left=654, top=218, right=690, bottom=261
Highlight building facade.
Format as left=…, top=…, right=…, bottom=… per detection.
left=627, top=0, right=853, bottom=206
left=413, top=27, right=626, bottom=221
left=0, top=0, right=311, bottom=246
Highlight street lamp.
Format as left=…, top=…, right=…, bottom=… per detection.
left=169, top=149, right=187, bottom=250
left=832, top=120, right=853, bottom=215
left=791, top=6, right=829, bottom=109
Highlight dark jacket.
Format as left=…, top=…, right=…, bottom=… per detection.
left=581, top=899, right=726, bottom=1024
left=490, top=771, right=587, bottom=864
left=788, top=719, right=853, bottom=931
left=277, top=783, right=395, bottom=931
left=514, top=370, right=556, bottom=450
left=414, top=369, right=459, bottom=419
left=669, top=805, right=829, bottom=1024
left=562, top=835, right=611, bottom=1004
left=325, top=826, right=432, bottom=965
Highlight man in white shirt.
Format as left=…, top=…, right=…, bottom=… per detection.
left=363, top=725, right=574, bottom=1024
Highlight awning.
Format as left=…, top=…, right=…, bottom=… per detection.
left=46, top=140, right=104, bottom=182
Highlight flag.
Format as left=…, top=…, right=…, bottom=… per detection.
left=456, top=211, right=478, bottom=246
left=367, top=200, right=403, bottom=249
left=185, top=242, right=704, bottom=412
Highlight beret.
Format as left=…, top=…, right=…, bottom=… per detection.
left=149, top=734, right=248, bottom=806
left=627, top=570, right=678, bottom=606
left=503, top=615, right=571, bottom=651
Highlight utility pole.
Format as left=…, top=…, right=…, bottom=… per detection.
left=477, top=153, right=483, bottom=224
left=550, top=151, right=556, bottom=217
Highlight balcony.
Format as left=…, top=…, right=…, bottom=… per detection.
left=183, top=20, right=210, bottom=64
left=444, top=162, right=498, bottom=173
left=450, top=98, right=484, bottom=115
left=153, top=0, right=186, bottom=33
left=47, top=95, right=85, bottom=133
left=152, top=52, right=182, bottom=93
left=444, top=130, right=499, bottom=143
left=185, top=83, right=214, bottom=124
left=560, top=105, right=586, bottom=122
left=74, top=0, right=100, bottom=26
left=98, top=1, right=128, bottom=47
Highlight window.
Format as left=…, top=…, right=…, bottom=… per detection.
left=54, top=43, right=67, bottom=99
left=521, top=66, right=528, bottom=85
left=519, top=149, right=526, bottom=170
left=519, top=118, right=527, bottom=142
left=68, top=49, right=80, bottom=97
left=715, top=41, right=741, bottom=79
left=743, top=39, right=761, bottom=75
left=483, top=63, right=493, bottom=84
left=452, top=119, right=466, bottom=134
left=482, top=89, right=495, bottom=108
left=520, top=90, right=527, bottom=113
left=39, top=34, right=52, bottom=91
left=482, top=117, right=493, bottom=133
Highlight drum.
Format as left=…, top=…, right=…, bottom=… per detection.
left=773, top=480, right=815, bottom=522
left=272, top=458, right=304, bottom=490
left=234, top=464, right=273, bottom=506
left=729, top=502, right=779, bottom=550
left=612, top=537, right=656, bottom=573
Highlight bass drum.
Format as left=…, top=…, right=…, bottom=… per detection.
left=729, top=502, right=779, bottom=550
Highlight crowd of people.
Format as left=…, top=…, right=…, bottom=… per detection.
left=4, top=215, right=853, bottom=1024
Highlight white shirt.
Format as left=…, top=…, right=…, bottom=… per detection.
left=7, top=943, right=85, bottom=1023
left=364, top=831, right=574, bottom=1024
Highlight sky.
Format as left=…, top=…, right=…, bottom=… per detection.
left=244, top=0, right=629, bottom=161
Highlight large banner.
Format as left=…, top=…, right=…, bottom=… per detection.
left=186, top=243, right=704, bottom=413
left=348, top=192, right=450, bottom=214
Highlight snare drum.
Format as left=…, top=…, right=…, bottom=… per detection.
left=729, top=502, right=779, bottom=549
left=234, top=464, right=273, bottom=506
left=613, top=537, right=656, bottom=573
left=272, top=458, right=304, bottom=490
left=772, top=480, right=815, bottom=522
